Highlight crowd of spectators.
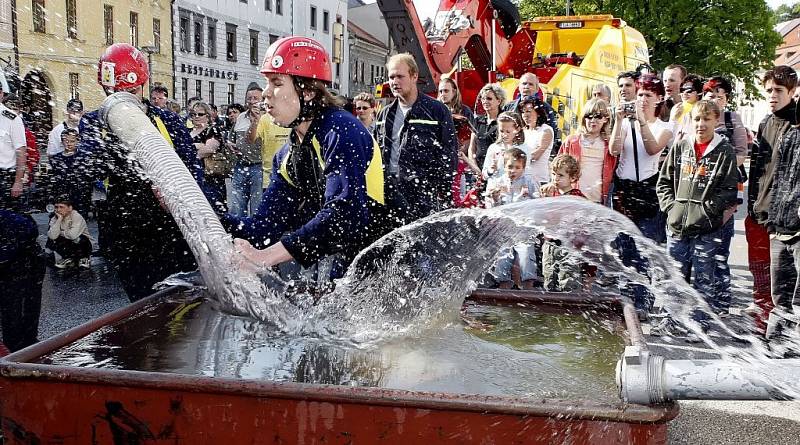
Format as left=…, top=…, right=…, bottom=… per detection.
left=1, top=50, right=800, bottom=354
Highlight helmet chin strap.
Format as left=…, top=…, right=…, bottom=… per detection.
left=279, top=77, right=323, bottom=129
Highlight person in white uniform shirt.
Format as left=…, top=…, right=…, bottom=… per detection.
left=0, top=72, right=27, bottom=211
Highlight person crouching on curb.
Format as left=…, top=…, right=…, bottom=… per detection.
left=656, top=100, right=738, bottom=339
left=47, top=196, right=93, bottom=269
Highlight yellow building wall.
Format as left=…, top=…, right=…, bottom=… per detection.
left=15, top=0, right=173, bottom=122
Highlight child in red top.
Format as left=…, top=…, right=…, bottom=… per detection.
left=540, top=154, right=586, bottom=198
left=540, top=154, right=586, bottom=291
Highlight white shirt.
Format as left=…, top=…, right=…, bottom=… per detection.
left=616, top=118, right=673, bottom=181
left=481, top=142, right=534, bottom=179
left=47, top=210, right=91, bottom=241
left=47, top=121, right=80, bottom=156
left=0, top=103, right=27, bottom=169
left=578, top=135, right=605, bottom=203
left=524, top=125, right=554, bottom=184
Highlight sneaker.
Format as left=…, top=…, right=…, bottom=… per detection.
left=55, top=258, right=76, bottom=269
left=648, top=318, right=677, bottom=337
left=714, top=309, right=730, bottom=319
left=79, top=258, right=91, bottom=269
left=743, top=303, right=761, bottom=315
left=684, top=333, right=703, bottom=343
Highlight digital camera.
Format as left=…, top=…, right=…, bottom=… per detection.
left=621, top=102, right=636, bottom=114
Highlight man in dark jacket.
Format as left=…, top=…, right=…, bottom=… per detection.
left=0, top=209, right=44, bottom=352
left=746, top=65, right=798, bottom=331
left=765, top=119, right=800, bottom=346
left=657, top=100, right=738, bottom=335
left=374, top=53, right=458, bottom=227
left=80, top=43, right=214, bottom=302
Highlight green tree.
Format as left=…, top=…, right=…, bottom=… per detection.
left=774, top=4, right=794, bottom=21
left=773, top=3, right=800, bottom=21
left=518, top=0, right=783, bottom=100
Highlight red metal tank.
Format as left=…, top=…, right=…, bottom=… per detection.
left=0, top=287, right=677, bottom=444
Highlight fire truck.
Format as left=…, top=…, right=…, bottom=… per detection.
left=376, top=0, right=651, bottom=136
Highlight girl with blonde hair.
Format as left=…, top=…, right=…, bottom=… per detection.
left=558, top=98, right=617, bottom=204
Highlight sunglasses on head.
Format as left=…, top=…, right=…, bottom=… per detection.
left=189, top=112, right=207, bottom=117
left=773, top=70, right=798, bottom=81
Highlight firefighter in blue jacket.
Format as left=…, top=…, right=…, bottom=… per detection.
left=79, top=43, right=216, bottom=301
left=228, top=37, right=387, bottom=278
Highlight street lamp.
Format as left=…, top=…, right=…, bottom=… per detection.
left=140, top=45, right=158, bottom=93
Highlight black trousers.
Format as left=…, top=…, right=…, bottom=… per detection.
left=0, top=251, right=45, bottom=352
left=46, top=235, right=92, bottom=261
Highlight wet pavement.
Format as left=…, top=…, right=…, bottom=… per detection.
left=13, top=206, right=800, bottom=443
left=32, top=213, right=129, bottom=340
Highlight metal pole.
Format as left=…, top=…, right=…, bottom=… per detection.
left=491, top=15, right=497, bottom=72
left=489, top=13, right=497, bottom=83
left=566, top=0, right=571, bottom=16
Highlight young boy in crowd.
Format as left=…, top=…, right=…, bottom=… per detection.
left=488, top=148, right=539, bottom=289
left=46, top=197, right=93, bottom=269
left=485, top=148, right=539, bottom=207
left=49, top=128, right=92, bottom=217
left=656, top=100, right=738, bottom=337
left=540, top=154, right=586, bottom=292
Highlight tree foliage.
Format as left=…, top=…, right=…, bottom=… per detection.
left=518, top=0, right=783, bottom=100
left=773, top=3, right=800, bottom=21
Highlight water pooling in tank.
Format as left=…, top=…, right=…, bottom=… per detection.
left=36, top=293, right=627, bottom=403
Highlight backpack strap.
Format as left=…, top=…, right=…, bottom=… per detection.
left=724, top=111, right=734, bottom=138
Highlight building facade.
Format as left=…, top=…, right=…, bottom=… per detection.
left=292, top=0, right=349, bottom=95
left=13, top=0, right=173, bottom=140
left=775, top=18, right=800, bottom=69
left=348, top=1, right=394, bottom=57
left=0, top=0, right=13, bottom=72
left=347, top=21, right=388, bottom=97
left=172, top=0, right=293, bottom=107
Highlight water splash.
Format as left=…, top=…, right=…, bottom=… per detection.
left=100, top=92, right=302, bottom=331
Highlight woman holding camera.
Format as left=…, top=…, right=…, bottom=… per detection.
left=609, top=73, right=673, bottom=239
left=608, top=73, right=674, bottom=316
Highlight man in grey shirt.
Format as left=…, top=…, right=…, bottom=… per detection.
left=230, top=82, right=265, bottom=217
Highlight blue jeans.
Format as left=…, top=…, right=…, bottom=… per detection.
left=666, top=224, right=727, bottom=328
left=229, top=162, right=263, bottom=217
left=613, top=214, right=663, bottom=313
left=713, top=217, right=735, bottom=311
left=492, top=245, right=537, bottom=283
left=635, top=213, right=665, bottom=244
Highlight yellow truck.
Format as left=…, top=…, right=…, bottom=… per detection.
left=497, top=15, right=651, bottom=137
left=376, top=0, right=651, bottom=139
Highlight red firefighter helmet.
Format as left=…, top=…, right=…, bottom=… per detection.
left=260, top=36, right=332, bottom=84
left=97, top=43, right=149, bottom=91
